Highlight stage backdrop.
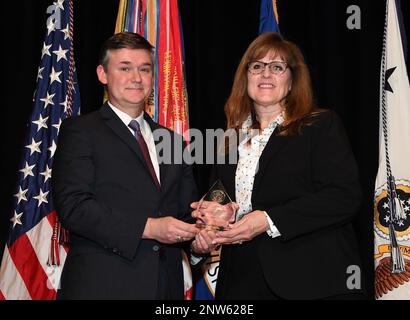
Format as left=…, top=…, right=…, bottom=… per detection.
left=1, top=0, right=409, bottom=299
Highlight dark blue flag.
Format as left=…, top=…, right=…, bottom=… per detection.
left=259, top=0, right=280, bottom=34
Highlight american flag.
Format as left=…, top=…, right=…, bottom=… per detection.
left=0, top=0, right=80, bottom=300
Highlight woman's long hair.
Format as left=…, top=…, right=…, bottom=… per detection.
left=225, top=32, right=320, bottom=135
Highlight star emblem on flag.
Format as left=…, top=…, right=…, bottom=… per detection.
left=10, top=211, right=24, bottom=228
left=0, top=0, right=81, bottom=300
left=384, top=67, right=397, bottom=93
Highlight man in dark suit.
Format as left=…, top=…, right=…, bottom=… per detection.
left=52, top=32, right=198, bottom=299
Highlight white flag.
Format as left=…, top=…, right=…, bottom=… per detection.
left=374, top=0, right=410, bottom=300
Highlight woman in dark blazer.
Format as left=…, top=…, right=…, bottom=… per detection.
left=191, top=32, right=363, bottom=299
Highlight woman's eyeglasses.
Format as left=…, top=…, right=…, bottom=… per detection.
left=247, top=61, right=288, bottom=75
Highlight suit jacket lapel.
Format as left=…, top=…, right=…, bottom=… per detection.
left=144, top=112, right=169, bottom=191
left=100, top=103, right=150, bottom=174
left=219, top=130, right=289, bottom=203
left=252, top=134, right=288, bottom=195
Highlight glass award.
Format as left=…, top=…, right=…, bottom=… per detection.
left=195, top=179, right=237, bottom=231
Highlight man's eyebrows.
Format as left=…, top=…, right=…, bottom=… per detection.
left=118, top=61, right=152, bottom=66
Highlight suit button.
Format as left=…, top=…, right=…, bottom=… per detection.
left=152, top=245, right=160, bottom=252
left=112, top=248, right=118, bottom=253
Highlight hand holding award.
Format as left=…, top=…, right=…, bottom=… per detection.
left=195, top=180, right=238, bottom=231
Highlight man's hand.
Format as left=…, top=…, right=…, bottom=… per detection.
left=142, top=216, right=198, bottom=244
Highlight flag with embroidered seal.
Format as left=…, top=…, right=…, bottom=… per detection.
left=374, top=0, right=410, bottom=300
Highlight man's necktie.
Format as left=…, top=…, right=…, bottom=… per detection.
left=128, top=120, right=160, bottom=190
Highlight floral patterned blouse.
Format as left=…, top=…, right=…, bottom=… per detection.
left=235, top=111, right=285, bottom=235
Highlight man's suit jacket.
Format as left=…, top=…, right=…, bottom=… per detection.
left=52, top=103, right=197, bottom=299
left=214, top=110, right=363, bottom=300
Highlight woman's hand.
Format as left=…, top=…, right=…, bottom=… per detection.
left=191, top=229, right=218, bottom=254
left=191, top=201, right=239, bottom=228
left=212, top=210, right=270, bottom=245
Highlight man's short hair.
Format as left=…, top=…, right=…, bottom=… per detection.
left=99, top=32, right=155, bottom=69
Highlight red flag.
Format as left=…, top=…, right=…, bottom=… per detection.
left=114, top=0, right=192, bottom=300
left=157, top=0, right=189, bottom=139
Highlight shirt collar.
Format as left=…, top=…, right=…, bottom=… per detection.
left=241, top=110, right=286, bottom=131
left=108, top=102, right=144, bottom=128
